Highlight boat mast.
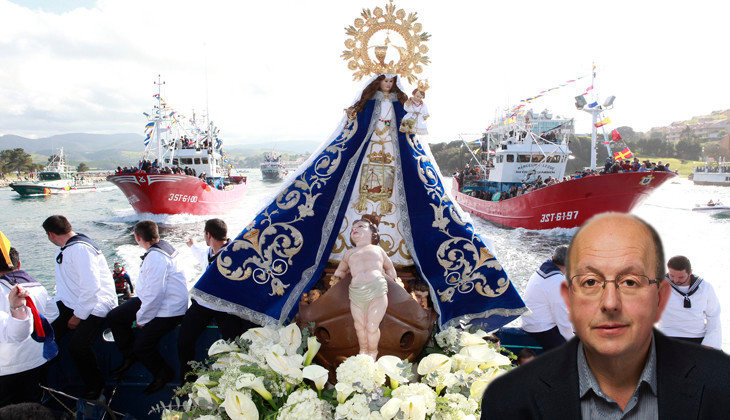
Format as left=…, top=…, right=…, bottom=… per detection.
left=154, top=75, right=165, bottom=162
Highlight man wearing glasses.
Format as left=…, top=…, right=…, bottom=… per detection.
left=482, top=212, right=730, bottom=419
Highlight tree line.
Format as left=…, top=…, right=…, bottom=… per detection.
left=0, top=148, right=89, bottom=177
left=429, top=125, right=726, bottom=176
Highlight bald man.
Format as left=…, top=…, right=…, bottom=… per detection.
left=482, top=213, right=730, bottom=419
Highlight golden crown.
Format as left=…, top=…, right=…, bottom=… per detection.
left=342, top=1, right=431, bottom=83
left=417, top=79, right=430, bottom=92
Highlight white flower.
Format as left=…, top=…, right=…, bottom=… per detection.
left=380, top=397, right=402, bottom=419
left=459, top=332, right=487, bottom=348
left=303, top=364, right=329, bottom=391
left=451, top=354, right=480, bottom=374
left=335, top=354, right=386, bottom=395
left=377, top=355, right=413, bottom=388
left=334, top=394, right=374, bottom=420
left=235, top=373, right=273, bottom=401
left=278, top=388, right=334, bottom=420
left=266, top=344, right=303, bottom=382
left=435, top=327, right=462, bottom=353
left=304, top=336, right=322, bottom=366
left=391, top=383, right=437, bottom=415
left=191, top=382, right=219, bottom=409
left=400, top=395, right=427, bottom=420
left=433, top=393, right=479, bottom=419
left=417, top=353, right=452, bottom=376
left=196, top=416, right=223, bottom=420
left=459, top=344, right=510, bottom=369
left=208, top=339, right=239, bottom=356
left=161, top=410, right=184, bottom=420
left=335, top=382, right=354, bottom=404
left=279, top=323, right=302, bottom=355
left=222, top=389, right=258, bottom=420
left=470, top=367, right=507, bottom=401
left=242, top=326, right=280, bottom=346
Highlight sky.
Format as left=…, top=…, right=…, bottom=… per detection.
left=0, top=0, right=728, bottom=146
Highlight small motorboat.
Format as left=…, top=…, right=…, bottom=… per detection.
left=692, top=200, right=730, bottom=216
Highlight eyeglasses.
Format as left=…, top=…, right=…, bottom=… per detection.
left=569, top=273, right=658, bottom=297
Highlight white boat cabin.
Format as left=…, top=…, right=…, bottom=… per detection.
left=160, top=148, right=225, bottom=178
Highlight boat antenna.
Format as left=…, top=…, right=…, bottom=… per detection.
left=154, top=75, right=165, bottom=162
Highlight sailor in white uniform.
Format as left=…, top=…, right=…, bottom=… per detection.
left=0, top=245, right=59, bottom=406
left=107, top=220, right=188, bottom=394
left=178, top=218, right=254, bottom=381
left=43, top=215, right=117, bottom=400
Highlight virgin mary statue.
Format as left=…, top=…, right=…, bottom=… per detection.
left=191, top=5, right=525, bottom=331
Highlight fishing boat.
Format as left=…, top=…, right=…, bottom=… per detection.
left=260, top=150, right=286, bottom=181
left=692, top=161, right=730, bottom=186
left=9, top=148, right=99, bottom=196
left=451, top=83, right=675, bottom=229
left=107, top=78, right=248, bottom=215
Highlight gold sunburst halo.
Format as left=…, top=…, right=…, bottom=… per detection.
left=342, top=1, right=431, bottom=83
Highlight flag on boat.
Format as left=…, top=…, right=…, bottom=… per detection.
left=595, top=117, right=611, bottom=128
left=611, top=129, right=622, bottom=142
left=145, top=122, right=154, bottom=128
left=613, top=147, right=633, bottom=161
left=588, top=101, right=598, bottom=108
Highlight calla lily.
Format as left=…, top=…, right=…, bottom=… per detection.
left=235, top=374, right=273, bottom=401
left=401, top=395, right=427, bottom=420
left=380, top=397, right=403, bottom=419
left=279, top=323, right=302, bottom=355
left=335, top=382, right=353, bottom=404
left=417, top=353, right=452, bottom=376
left=207, top=339, right=238, bottom=356
left=191, top=383, right=220, bottom=408
left=480, top=352, right=511, bottom=369
left=304, top=336, right=321, bottom=366
left=242, top=326, right=279, bottom=345
left=302, top=364, right=329, bottom=392
left=459, top=332, right=488, bottom=347
left=470, top=368, right=506, bottom=401
left=222, top=389, right=258, bottom=420
left=265, top=345, right=303, bottom=381
left=451, top=354, right=480, bottom=374
left=378, top=355, right=412, bottom=388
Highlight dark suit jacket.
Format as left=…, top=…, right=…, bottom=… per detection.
left=481, top=330, right=730, bottom=419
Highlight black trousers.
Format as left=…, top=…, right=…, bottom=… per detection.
left=0, top=363, right=46, bottom=407
left=106, top=297, right=182, bottom=379
left=527, top=326, right=567, bottom=352
left=52, top=301, right=106, bottom=393
left=177, top=299, right=254, bottom=381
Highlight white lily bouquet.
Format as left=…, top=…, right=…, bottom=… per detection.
left=157, top=324, right=512, bottom=420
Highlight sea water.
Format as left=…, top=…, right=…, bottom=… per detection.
left=2, top=173, right=728, bottom=351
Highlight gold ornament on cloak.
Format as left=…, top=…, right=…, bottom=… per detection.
left=342, top=1, right=431, bottom=83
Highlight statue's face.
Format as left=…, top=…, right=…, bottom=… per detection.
left=351, top=221, right=372, bottom=245
left=413, top=91, right=424, bottom=102
left=380, top=77, right=395, bottom=93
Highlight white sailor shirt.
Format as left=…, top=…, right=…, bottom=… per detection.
left=135, top=248, right=188, bottom=326
left=54, top=242, right=117, bottom=319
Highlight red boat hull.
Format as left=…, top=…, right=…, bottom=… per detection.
left=452, top=171, right=675, bottom=230
left=108, top=173, right=248, bottom=215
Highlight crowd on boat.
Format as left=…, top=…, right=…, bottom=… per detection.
left=113, top=159, right=227, bottom=190
left=455, top=156, right=678, bottom=200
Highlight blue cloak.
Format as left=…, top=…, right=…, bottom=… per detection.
left=191, top=95, right=525, bottom=330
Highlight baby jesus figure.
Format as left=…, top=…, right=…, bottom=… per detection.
left=332, top=218, right=400, bottom=358
left=399, top=87, right=429, bottom=135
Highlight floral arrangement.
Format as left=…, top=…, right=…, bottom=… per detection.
left=156, top=324, right=512, bottom=419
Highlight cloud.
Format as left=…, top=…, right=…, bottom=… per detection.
left=0, top=0, right=728, bottom=144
